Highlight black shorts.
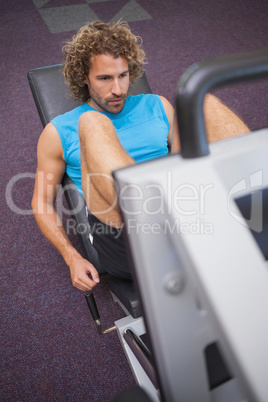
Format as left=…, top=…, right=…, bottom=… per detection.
left=87, top=212, right=132, bottom=279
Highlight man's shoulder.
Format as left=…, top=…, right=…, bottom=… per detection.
left=50, top=103, right=89, bottom=145
left=51, top=103, right=88, bottom=125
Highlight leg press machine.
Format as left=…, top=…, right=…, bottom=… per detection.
left=28, top=48, right=268, bottom=401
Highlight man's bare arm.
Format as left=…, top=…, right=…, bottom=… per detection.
left=31, top=123, right=100, bottom=291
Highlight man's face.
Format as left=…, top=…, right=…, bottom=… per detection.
left=85, top=54, right=130, bottom=114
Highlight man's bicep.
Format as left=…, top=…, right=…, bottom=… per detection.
left=33, top=124, right=66, bottom=208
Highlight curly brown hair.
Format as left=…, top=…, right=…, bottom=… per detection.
left=62, top=21, right=146, bottom=102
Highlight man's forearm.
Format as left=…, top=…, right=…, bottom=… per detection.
left=33, top=207, right=100, bottom=290
left=32, top=207, right=80, bottom=266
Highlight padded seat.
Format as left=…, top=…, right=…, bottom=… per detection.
left=109, top=277, right=142, bottom=319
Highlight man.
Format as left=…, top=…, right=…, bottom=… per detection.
left=31, top=21, right=249, bottom=292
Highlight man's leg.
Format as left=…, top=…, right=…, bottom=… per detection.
left=79, top=110, right=135, bottom=228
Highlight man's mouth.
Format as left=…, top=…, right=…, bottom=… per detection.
left=108, top=98, right=123, bottom=105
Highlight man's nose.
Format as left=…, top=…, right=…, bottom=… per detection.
left=111, top=79, right=122, bottom=96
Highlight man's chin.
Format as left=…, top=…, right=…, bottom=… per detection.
left=107, top=102, right=125, bottom=114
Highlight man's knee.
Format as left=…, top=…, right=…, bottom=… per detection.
left=79, top=111, right=113, bottom=140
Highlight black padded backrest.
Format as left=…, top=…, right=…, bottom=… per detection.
left=28, top=65, right=83, bottom=127
left=27, top=64, right=152, bottom=127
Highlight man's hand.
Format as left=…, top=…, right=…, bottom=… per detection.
left=69, top=254, right=100, bottom=291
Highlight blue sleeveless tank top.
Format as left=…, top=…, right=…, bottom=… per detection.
left=51, top=94, right=170, bottom=195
